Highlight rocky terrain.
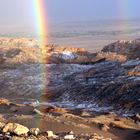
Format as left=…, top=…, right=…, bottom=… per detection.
left=0, top=98, right=139, bottom=140
left=42, top=39, right=140, bottom=115
left=0, top=38, right=140, bottom=139
left=0, top=38, right=139, bottom=114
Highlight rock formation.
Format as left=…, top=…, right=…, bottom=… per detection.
left=97, top=40, right=140, bottom=62
left=0, top=38, right=139, bottom=115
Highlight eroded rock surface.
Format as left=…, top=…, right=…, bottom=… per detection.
left=0, top=38, right=139, bottom=115
left=98, top=39, right=140, bottom=62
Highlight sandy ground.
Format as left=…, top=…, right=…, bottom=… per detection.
left=0, top=98, right=140, bottom=140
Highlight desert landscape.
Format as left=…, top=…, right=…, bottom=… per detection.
left=1, top=0, right=140, bottom=139
left=0, top=38, right=139, bottom=140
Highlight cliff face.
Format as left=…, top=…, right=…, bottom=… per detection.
left=0, top=38, right=91, bottom=65
left=97, top=40, right=140, bottom=62
left=0, top=38, right=140, bottom=66
left=0, top=38, right=140, bottom=115
left=43, top=39, right=140, bottom=114
left=50, top=61, right=140, bottom=114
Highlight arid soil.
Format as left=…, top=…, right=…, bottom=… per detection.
left=0, top=98, right=140, bottom=140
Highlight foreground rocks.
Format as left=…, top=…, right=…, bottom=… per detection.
left=0, top=98, right=139, bottom=140
left=3, top=123, right=29, bottom=136
left=0, top=121, right=112, bottom=140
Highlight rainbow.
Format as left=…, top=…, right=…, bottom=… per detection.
left=117, top=0, right=133, bottom=20
left=32, top=0, right=49, bottom=95
left=32, top=0, right=49, bottom=128
left=33, top=0, right=48, bottom=46
left=116, top=0, right=132, bottom=40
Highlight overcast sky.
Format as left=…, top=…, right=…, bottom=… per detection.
left=0, top=0, right=140, bottom=30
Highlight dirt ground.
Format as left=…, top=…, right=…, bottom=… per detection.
left=0, top=98, right=140, bottom=140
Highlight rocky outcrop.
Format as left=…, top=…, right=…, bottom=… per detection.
left=0, top=38, right=140, bottom=115
left=0, top=38, right=140, bottom=65
left=0, top=46, right=39, bottom=66
left=3, top=123, right=29, bottom=135
left=96, top=52, right=127, bottom=62
left=98, top=39, right=140, bottom=62
left=45, top=60, right=140, bottom=114
left=41, top=39, right=140, bottom=114
left=0, top=38, right=95, bottom=65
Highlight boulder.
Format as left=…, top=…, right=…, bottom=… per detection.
left=3, top=123, right=29, bottom=135
left=46, top=131, right=58, bottom=138
left=64, top=134, right=75, bottom=140
left=0, top=122, right=6, bottom=129
left=29, top=128, right=40, bottom=136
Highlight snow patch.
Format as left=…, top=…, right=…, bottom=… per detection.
left=62, top=51, right=77, bottom=60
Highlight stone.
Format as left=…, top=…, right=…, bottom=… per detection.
left=90, top=133, right=112, bottom=140
left=10, top=106, right=18, bottom=112
left=5, top=132, right=10, bottom=135
left=81, top=111, right=91, bottom=117
left=29, top=128, right=40, bottom=136
left=46, top=131, right=58, bottom=138
left=68, top=131, right=74, bottom=135
left=3, top=123, right=29, bottom=135
left=46, top=106, right=68, bottom=114
left=100, top=124, right=110, bottom=132
left=0, top=122, right=6, bottom=129
left=0, top=98, right=10, bottom=105
left=135, top=114, right=140, bottom=121
left=64, top=134, right=75, bottom=140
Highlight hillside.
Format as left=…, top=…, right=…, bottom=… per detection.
left=0, top=38, right=140, bottom=140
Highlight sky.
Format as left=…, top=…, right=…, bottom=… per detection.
left=46, top=0, right=140, bottom=22
left=0, top=0, right=140, bottom=31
